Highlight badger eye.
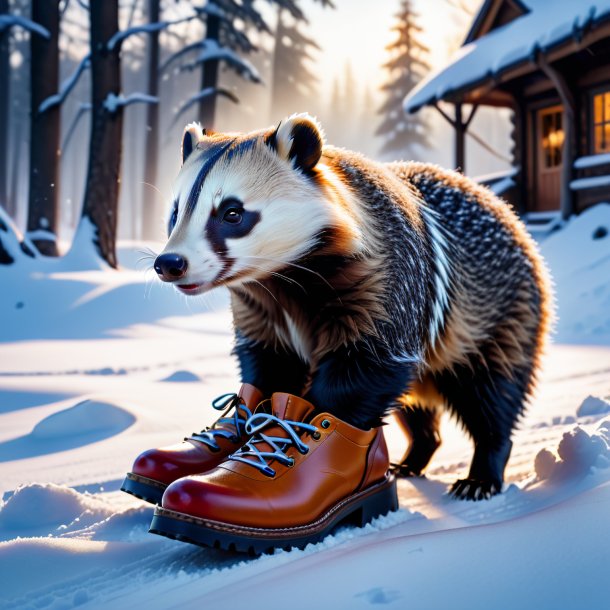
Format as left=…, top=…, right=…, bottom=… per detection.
left=223, top=208, right=243, bottom=224
left=168, top=202, right=178, bottom=235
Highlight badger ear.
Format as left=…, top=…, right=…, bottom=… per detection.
left=181, top=122, right=206, bottom=163
left=267, top=113, right=324, bottom=173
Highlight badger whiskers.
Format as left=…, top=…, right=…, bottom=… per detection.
left=239, top=256, right=308, bottom=294
left=239, top=254, right=341, bottom=303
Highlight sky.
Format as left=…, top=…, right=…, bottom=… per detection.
left=302, top=0, right=482, bottom=103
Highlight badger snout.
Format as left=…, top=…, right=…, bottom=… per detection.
left=154, top=253, right=188, bottom=282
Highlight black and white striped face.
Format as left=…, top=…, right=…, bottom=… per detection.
left=155, top=114, right=356, bottom=295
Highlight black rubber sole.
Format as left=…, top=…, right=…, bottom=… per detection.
left=149, top=475, right=398, bottom=554
left=121, top=472, right=167, bottom=505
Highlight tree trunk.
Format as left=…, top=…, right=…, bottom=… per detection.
left=270, top=8, right=284, bottom=121
left=0, top=0, right=10, bottom=215
left=141, top=0, right=160, bottom=241
left=198, top=13, right=220, bottom=129
left=27, top=0, right=61, bottom=256
left=80, top=0, right=122, bottom=268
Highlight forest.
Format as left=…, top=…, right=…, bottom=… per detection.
left=0, top=0, right=434, bottom=268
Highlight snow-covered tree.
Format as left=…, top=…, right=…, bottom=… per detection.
left=167, top=1, right=327, bottom=129
left=377, top=0, right=430, bottom=157
left=0, top=0, right=50, bottom=223
left=165, top=1, right=270, bottom=129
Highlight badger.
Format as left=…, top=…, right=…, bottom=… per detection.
left=154, top=113, right=553, bottom=500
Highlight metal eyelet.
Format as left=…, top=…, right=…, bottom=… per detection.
left=321, top=419, right=331, bottom=429
left=286, top=457, right=295, bottom=467
left=312, top=431, right=321, bottom=440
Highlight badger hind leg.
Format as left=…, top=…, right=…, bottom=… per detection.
left=433, top=336, right=537, bottom=500
left=393, top=376, right=443, bottom=477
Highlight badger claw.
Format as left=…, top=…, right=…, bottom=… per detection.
left=449, top=478, right=502, bottom=501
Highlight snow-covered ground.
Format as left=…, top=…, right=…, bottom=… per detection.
left=1, top=205, right=610, bottom=609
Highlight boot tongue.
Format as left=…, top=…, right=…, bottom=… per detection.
left=238, top=383, right=263, bottom=410
left=271, top=393, right=315, bottom=423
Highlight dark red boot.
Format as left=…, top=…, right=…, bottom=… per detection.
left=149, top=393, right=398, bottom=553
left=121, top=384, right=263, bottom=504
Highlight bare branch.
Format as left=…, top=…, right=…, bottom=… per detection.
left=173, top=87, right=238, bottom=125
left=38, top=53, right=91, bottom=114
left=62, top=102, right=91, bottom=152
left=159, top=41, right=204, bottom=74
left=0, top=14, right=50, bottom=38
left=108, top=11, right=208, bottom=52
left=104, top=92, right=159, bottom=114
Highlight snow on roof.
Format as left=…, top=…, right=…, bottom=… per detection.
left=404, top=0, right=610, bottom=113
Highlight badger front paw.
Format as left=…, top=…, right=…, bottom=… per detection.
left=449, top=478, right=502, bottom=501
left=392, top=462, right=426, bottom=478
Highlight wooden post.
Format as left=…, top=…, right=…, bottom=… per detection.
left=434, top=102, right=477, bottom=174
left=538, top=53, right=575, bottom=219
left=455, top=103, right=465, bottom=172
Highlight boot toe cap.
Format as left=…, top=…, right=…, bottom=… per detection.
left=161, top=473, right=265, bottom=524
left=131, top=443, right=214, bottom=484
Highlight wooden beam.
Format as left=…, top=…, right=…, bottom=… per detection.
left=434, top=102, right=477, bottom=173
left=464, top=103, right=479, bottom=129
left=537, top=52, right=576, bottom=219
left=433, top=102, right=456, bottom=127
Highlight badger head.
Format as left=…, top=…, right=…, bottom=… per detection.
left=154, top=113, right=362, bottom=295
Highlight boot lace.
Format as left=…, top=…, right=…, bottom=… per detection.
left=188, top=393, right=253, bottom=451
left=229, top=413, right=317, bottom=477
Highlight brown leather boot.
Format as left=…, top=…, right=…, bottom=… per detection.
left=149, top=393, right=398, bottom=553
left=121, top=384, right=263, bottom=504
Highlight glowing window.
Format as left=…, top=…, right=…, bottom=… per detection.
left=593, top=90, right=610, bottom=153
left=540, top=109, right=563, bottom=169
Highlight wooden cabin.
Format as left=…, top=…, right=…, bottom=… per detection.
left=404, top=0, right=610, bottom=223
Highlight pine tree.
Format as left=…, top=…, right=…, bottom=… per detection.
left=377, top=0, right=430, bottom=157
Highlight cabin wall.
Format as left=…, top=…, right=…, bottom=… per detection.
left=573, top=76, right=610, bottom=212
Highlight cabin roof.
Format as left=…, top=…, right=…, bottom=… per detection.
left=404, top=0, right=610, bottom=114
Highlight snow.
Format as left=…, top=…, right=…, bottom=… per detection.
left=540, top=203, right=610, bottom=342
left=577, top=395, right=610, bottom=417
left=404, top=0, right=610, bottom=113
left=182, top=39, right=262, bottom=83
left=175, top=86, right=239, bottom=121
left=0, top=14, right=50, bottom=39
left=107, top=22, right=174, bottom=52
left=570, top=174, right=610, bottom=191
left=1, top=208, right=610, bottom=608
left=489, top=176, right=515, bottom=195
left=161, top=370, right=202, bottom=382
left=103, top=93, right=159, bottom=114
left=574, top=152, right=610, bottom=170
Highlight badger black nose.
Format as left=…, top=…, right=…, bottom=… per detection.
left=154, top=253, right=188, bottom=281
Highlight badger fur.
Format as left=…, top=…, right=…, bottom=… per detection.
left=155, top=113, right=553, bottom=500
